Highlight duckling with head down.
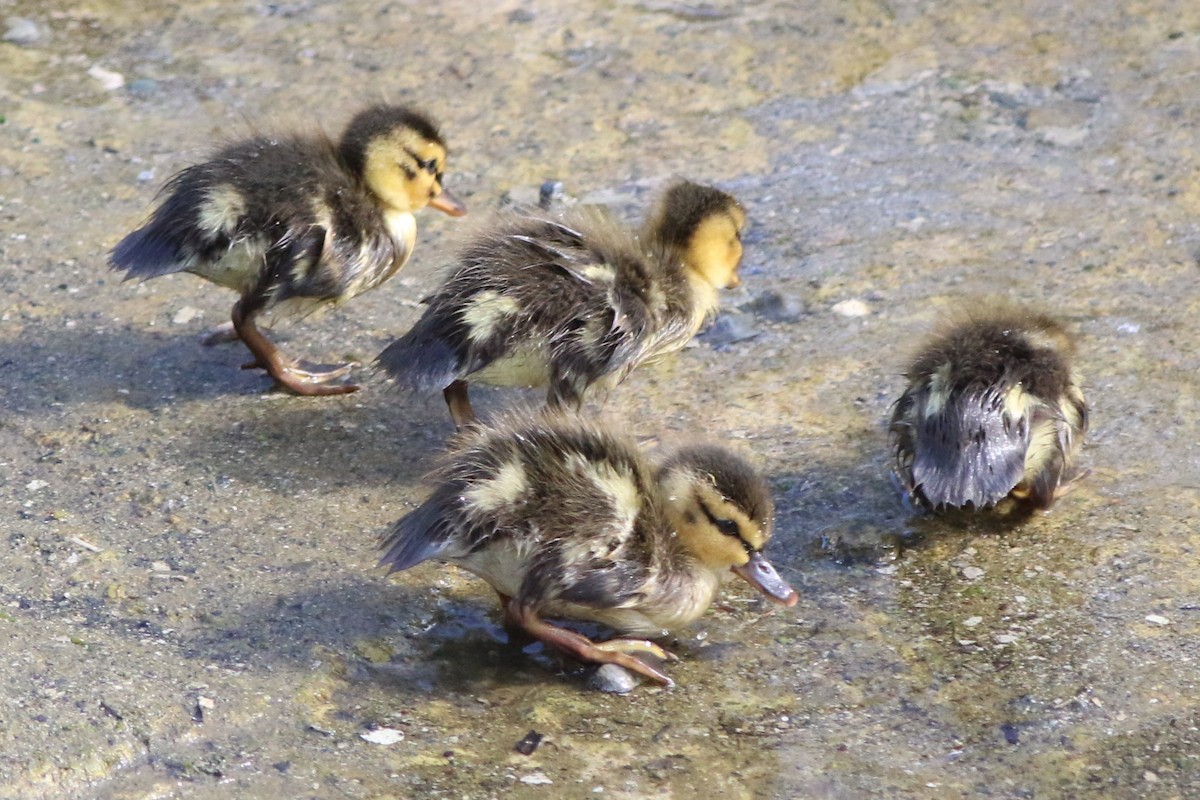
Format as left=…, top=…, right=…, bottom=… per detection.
left=376, top=180, right=745, bottom=425
left=110, top=105, right=466, bottom=396
left=379, top=411, right=797, bottom=687
left=889, top=307, right=1088, bottom=513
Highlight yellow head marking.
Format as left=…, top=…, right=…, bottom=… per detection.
left=662, top=472, right=766, bottom=572
left=683, top=212, right=745, bottom=290
left=363, top=128, right=450, bottom=214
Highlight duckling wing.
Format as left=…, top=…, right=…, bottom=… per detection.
left=908, top=384, right=1030, bottom=509
left=377, top=214, right=651, bottom=394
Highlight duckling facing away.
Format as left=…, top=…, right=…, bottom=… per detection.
left=379, top=411, right=797, bottom=686
left=889, top=308, right=1088, bottom=513
left=376, top=180, right=745, bottom=425
left=110, top=105, right=466, bottom=396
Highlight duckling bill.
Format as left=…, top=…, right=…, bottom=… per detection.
left=376, top=180, right=746, bottom=425
left=110, top=104, right=466, bottom=396
left=889, top=308, right=1088, bottom=512
left=379, top=412, right=797, bottom=687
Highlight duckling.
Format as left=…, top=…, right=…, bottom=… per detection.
left=889, top=307, right=1089, bottom=513
left=376, top=180, right=745, bottom=425
left=110, top=105, right=466, bottom=396
left=379, top=411, right=797, bottom=686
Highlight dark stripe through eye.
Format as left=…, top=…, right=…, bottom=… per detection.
left=699, top=503, right=748, bottom=547
left=402, top=146, right=438, bottom=175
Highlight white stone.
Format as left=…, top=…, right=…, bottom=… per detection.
left=173, top=306, right=203, bottom=325
left=520, top=772, right=553, bottom=785
left=360, top=727, right=405, bottom=745
left=87, top=65, right=125, bottom=91
left=831, top=298, right=872, bottom=317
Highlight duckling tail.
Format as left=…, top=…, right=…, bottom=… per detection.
left=375, top=324, right=462, bottom=394
left=378, top=499, right=456, bottom=573
left=109, top=224, right=189, bottom=280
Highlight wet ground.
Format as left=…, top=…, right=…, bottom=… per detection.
left=2, top=0, right=1200, bottom=797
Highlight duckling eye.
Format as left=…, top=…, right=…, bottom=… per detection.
left=401, top=147, right=439, bottom=176
left=715, top=518, right=740, bottom=537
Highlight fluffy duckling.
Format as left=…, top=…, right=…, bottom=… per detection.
left=379, top=411, right=797, bottom=686
left=889, top=308, right=1088, bottom=512
left=110, top=105, right=466, bottom=396
left=376, top=181, right=745, bottom=425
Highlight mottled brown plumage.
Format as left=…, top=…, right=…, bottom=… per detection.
left=379, top=410, right=796, bottom=686
left=889, top=307, right=1088, bottom=513
left=376, top=181, right=746, bottom=425
left=110, top=104, right=466, bottom=396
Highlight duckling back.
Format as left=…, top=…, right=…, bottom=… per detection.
left=379, top=412, right=661, bottom=605
left=110, top=135, right=394, bottom=297
left=890, top=310, right=1088, bottom=511
left=378, top=208, right=691, bottom=406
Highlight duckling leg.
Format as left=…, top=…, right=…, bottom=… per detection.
left=506, top=600, right=675, bottom=687
left=592, top=639, right=678, bottom=662
left=231, top=300, right=359, bottom=396
left=495, top=591, right=535, bottom=648
left=444, top=380, right=477, bottom=427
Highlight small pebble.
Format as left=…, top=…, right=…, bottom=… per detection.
left=519, top=772, right=553, bottom=786
left=1145, top=614, right=1170, bottom=626
left=127, top=78, right=159, bottom=97
left=699, top=313, right=760, bottom=348
left=25, top=479, right=48, bottom=492
left=538, top=180, right=565, bottom=209
left=360, top=727, right=405, bottom=745
left=1144, top=771, right=1158, bottom=783
left=173, top=306, right=203, bottom=325
left=961, top=566, right=985, bottom=580
left=995, top=634, right=1018, bottom=644
left=587, top=663, right=642, bottom=694
left=514, top=730, right=543, bottom=755
left=87, top=65, right=125, bottom=91
left=742, top=290, right=805, bottom=323
left=3, top=17, right=40, bottom=45
left=962, top=616, right=983, bottom=628
left=831, top=298, right=871, bottom=317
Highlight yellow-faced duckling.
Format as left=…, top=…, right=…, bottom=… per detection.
left=376, top=180, right=745, bottom=425
left=110, top=105, right=467, bottom=396
left=889, top=308, right=1088, bottom=513
left=379, top=411, right=797, bottom=686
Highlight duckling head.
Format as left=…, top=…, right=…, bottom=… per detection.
left=645, top=181, right=746, bottom=289
left=339, top=105, right=467, bottom=217
left=658, top=445, right=798, bottom=607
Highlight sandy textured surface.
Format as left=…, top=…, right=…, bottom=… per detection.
left=1, top=0, right=1198, bottom=797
